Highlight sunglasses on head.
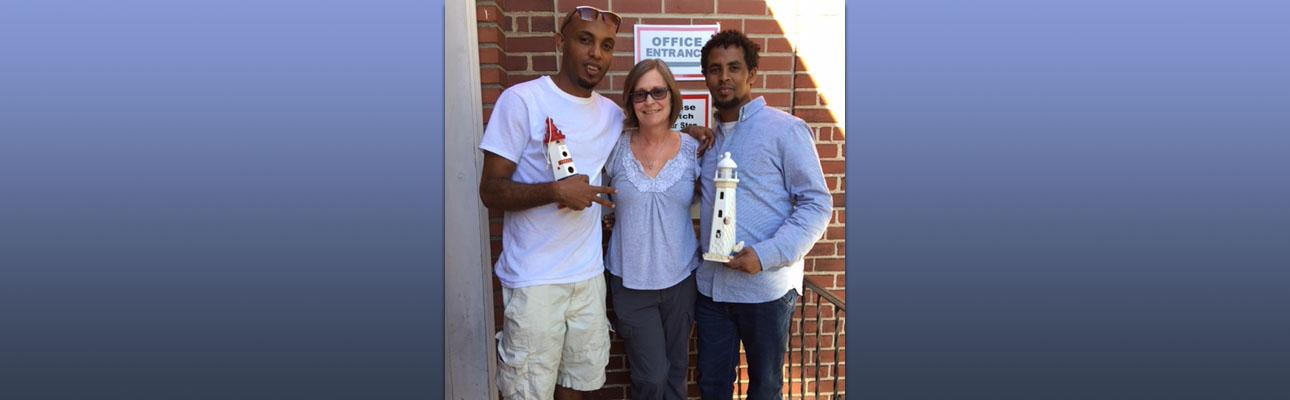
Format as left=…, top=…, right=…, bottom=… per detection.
left=560, top=6, right=622, bottom=33
left=630, top=87, right=670, bottom=103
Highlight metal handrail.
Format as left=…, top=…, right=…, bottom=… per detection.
left=790, top=276, right=846, bottom=400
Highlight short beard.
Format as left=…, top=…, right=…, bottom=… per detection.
left=576, top=75, right=600, bottom=90
left=714, top=97, right=742, bottom=111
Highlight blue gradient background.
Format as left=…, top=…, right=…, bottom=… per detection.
left=2, top=0, right=1287, bottom=398
left=1, top=1, right=442, bottom=398
left=849, top=0, right=1290, bottom=398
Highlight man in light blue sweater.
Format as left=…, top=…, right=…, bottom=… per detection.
left=694, top=30, right=834, bottom=400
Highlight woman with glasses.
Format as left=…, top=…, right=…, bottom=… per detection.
left=602, top=59, right=702, bottom=400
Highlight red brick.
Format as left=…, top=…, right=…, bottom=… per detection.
left=665, top=0, right=713, bottom=13
left=478, top=26, right=503, bottom=44
left=789, top=330, right=841, bottom=348
left=673, top=83, right=705, bottom=95
left=795, top=108, right=836, bottom=123
left=824, top=126, right=841, bottom=141
left=502, top=0, right=554, bottom=12
left=766, top=37, right=793, bottom=52
left=690, top=18, right=744, bottom=31
left=557, top=0, right=609, bottom=12
left=516, top=16, right=529, bottom=32
left=639, top=17, right=690, bottom=25
left=717, top=0, right=766, bottom=15
left=762, top=73, right=791, bottom=89
left=745, top=19, right=785, bottom=35
left=815, top=126, right=830, bottom=140
left=815, top=143, right=837, bottom=159
left=612, top=0, right=661, bottom=13
left=501, top=16, right=513, bottom=32
left=502, top=55, right=526, bottom=71
left=815, top=258, right=844, bottom=271
left=834, top=126, right=845, bottom=139
left=508, top=35, right=557, bottom=52
left=482, top=87, right=503, bottom=103
left=482, top=106, right=493, bottom=123
left=610, top=54, right=634, bottom=71
left=507, top=73, right=543, bottom=86
left=835, top=209, right=845, bottom=224
left=812, top=379, right=837, bottom=393
left=476, top=5, right=503, bottom=23
left=613, top=17, right=639, bottom=34
left=820, top=160, right=844, bottom=174
left=761, top=92, right=789, bottom=108
left=795, top=90, right=818, bottom=106
left=531, top=14, right=557, bottom=33
left=821, top=175, right=836, bottom=190
left=794, top=72, right=817, bottom=88
left=826, top=226, right=844, bottom=240
left=481, top=66, right=505, bottom=84
left=532, top=55, right=557, bottom=71
left=757, top=55, right=794, bottom=71
left=479, top=47, right=502, bottom=64
left=808, top=242, right=835, bottom=257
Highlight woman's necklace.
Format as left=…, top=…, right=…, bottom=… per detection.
left=633, top=132, right=676, bottom=177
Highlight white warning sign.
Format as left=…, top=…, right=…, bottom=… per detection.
left=635, top=24, right=721, bottom=81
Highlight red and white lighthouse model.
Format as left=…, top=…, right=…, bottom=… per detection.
left=544, top=117, right=577, bottom=180
left=704, top=152, right=744, bottom=263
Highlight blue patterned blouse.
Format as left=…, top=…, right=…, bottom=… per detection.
left=604, top=131, right=702, bottom=290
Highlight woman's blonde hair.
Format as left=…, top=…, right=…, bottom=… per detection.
left=621, top=59, right=683, bottom=128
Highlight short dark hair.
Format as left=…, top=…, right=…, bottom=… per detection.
left=700, top=30, right=761, bottom=71
left=621, top=59, right=683, bottom=128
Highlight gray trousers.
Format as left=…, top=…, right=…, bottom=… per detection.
left=608, top=272, right=698, bottom=400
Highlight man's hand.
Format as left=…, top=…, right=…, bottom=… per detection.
left=726, top=246, right=763, bottom=274
left=682, top=125, right=716, bottom=156
left=602, top=212, right=615, bottom=230
left=553, top=174, right=615, bottom=210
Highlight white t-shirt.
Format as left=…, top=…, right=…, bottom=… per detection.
left=480, top=76, right=624, bottom=288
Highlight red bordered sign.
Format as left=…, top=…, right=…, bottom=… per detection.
left=634, top=24, right=720, bottom=81
left=672, top=92, right=712, bottom=131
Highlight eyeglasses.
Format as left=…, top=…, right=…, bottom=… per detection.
left=630, top=87, right=670, bottom=103
left=560, top=6, right=622, bottom=34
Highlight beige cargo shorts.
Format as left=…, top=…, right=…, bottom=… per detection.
left=496, top=275, right=610, bottom=399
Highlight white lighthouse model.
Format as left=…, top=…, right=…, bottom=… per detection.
left=703, top=152, right=745, bottom=263
left=544, top=117, right=577, bottom=180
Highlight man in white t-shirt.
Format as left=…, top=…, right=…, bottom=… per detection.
left=478, top=6, right=623, bottom=400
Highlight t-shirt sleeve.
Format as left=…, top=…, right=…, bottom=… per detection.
left=479, top=89, right=529, bottom=163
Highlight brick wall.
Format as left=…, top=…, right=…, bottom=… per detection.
left=477, top=1, right=845, bottom=398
